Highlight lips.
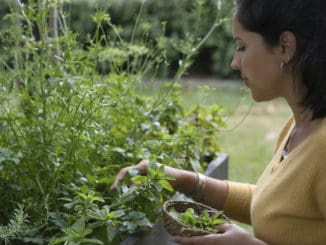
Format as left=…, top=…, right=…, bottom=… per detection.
left=241, top=76, right=249, bottom=86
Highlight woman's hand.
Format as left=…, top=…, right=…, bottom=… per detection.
left=111, top=160, right=228, bottom=209
left=173, top=224, right=268, bottom=245
left=110, top=160, right=149, bottom=190
left=110, top=160, right=196, bottom=195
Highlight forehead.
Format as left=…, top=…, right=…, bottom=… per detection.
left=232, top=15, right=247, bottom=39
left=232, top=16, right=265, bottom=44
left=232, top=15, right=283, bottom=56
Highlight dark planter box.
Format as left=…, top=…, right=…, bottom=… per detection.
left=204, top=152, right=228, bottom=180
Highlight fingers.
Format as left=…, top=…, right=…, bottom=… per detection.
left=173, top=225, right=251, bottom=245
left=172, top=225, right=232, bottom=244
left=217, top=223, right=232, bottom=233
left=173, top=235, right=198, bottom=245
left=110, top=160, right=149, bottom=190
left=173, top=234, right=217, bottom=245
left=110, top=166, right=130, bottom=190
left=137, top=159, right=149, bottom=174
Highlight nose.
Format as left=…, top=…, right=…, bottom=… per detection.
left=230, top=53, right=240, bottom=71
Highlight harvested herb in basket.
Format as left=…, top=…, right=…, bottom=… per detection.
left=168, top=207, right=227, bottom=234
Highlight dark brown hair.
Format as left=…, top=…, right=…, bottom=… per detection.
left=235, top=0, right=326, bottom=119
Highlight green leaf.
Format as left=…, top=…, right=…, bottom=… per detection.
left=91, top=196, right=105, bottom=203
left=212, top=218, right=226, bottom=225
left=153, top=182, right=163, bottom=192
left=87, top=238, right=104, bottom=244
left=106, top=222, right=117, bottom=242
left=0, top=147, right=22, bottom=165
left=162, top=173, right=175, bottom=181
left=123, top=221, right=137, bottom=231
left=131, top=175, right=148, bottom=184
left=111, top=147, right=126, bottom=154
left=110, top=210, right=125, bottom=219
left=159, top=179, right=174, bottom=192
left=190, top=158, right=203, bottom=172
left=134, top=217, right=152, bottom=227
left=49, top=236, right=70, bottom=245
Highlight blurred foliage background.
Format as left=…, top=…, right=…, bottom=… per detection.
left=0, top=0, right=237, bottom=79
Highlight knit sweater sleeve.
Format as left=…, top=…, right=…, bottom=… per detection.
left=314, top=139, right=326, bottom=221
left=316, top=167, right=326, bottom=221
left=223, top=181, right=256, bottom=224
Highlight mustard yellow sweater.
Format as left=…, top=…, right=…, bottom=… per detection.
left=224, top=116, right=326, bottom=245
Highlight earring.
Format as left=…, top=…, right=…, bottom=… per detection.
left=280, top=62, right=286, bottom=69
left=280, top=55, right=290, bottom=70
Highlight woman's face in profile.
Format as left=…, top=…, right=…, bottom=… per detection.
left=230, top=16, right=288, bottom=102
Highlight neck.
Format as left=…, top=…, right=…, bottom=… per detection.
left=282, top=77, right=321, bottom=151
left=292, top=107, right=313, bottom=128
left=285, top=100, right=322, bottom=151
left=282, top=74, right=310, bottom=126
left=285, top=88, right=312, bottom=127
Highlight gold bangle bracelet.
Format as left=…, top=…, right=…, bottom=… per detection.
left=189, top=172, right=206, bottom=199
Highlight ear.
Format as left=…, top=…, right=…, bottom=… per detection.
left=279, top=31, right=297, bottom=61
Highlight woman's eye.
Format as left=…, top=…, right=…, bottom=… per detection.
left=236, top=46, right=245, bottom=51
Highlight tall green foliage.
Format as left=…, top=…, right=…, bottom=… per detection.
left=0, top=0, right=228, bottom=243
left=64, top=0, right=236, bottom=77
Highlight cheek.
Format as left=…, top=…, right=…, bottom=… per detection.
left=244, top=52, right=280, bottom=80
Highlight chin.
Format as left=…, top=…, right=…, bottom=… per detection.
left=251, top=94, right=275, bottom=102
left=249, top=88, right=276, bottom=102
left=253, top=97, right=265, bottom=102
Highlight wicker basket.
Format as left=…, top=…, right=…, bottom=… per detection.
left=163, top=200, right=230, bottom=237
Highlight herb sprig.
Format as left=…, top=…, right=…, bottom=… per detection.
left=169, top=207, right=227, bottom=233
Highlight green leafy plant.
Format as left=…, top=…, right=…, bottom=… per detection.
left=0, top=206, right=29, bottom=242
left=49, top=162, right=175, bottom=244
left=169, top=207, right=227, bottom=234
left=0, top=0, right=229, bottom=244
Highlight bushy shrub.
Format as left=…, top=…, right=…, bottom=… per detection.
left=0, top=0, right=227, bottom=243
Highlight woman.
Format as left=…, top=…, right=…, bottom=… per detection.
left=112, top=0, right=326, bottom=244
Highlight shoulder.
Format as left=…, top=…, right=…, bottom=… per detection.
left=310, top=117, right=326, bottom=149
left=312, top=119, right=326, bottom=212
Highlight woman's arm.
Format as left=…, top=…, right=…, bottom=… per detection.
left=111, top=160, right=228, bottom=210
